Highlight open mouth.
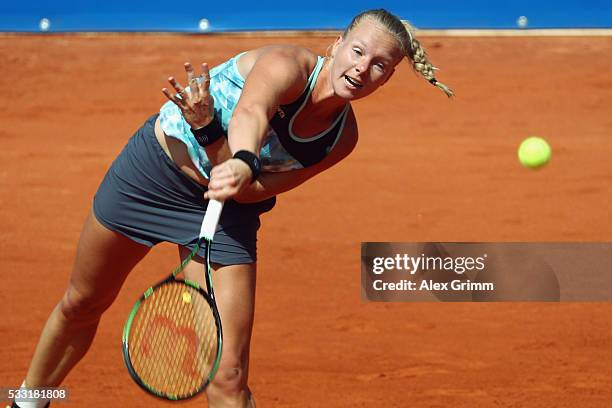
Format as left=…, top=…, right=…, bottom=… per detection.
left=344, top=75, right=363, bottom=89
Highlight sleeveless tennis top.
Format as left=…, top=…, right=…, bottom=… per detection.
left=158, top=52, right=350, bottom=179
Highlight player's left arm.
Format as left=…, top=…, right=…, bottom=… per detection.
left=233, top=107, right=358, bottom=203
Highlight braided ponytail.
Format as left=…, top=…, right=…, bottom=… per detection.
left=401, top=20, right=454, bottom=97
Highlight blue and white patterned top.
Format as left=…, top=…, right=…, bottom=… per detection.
left=159, top=52, right=349, bottom=179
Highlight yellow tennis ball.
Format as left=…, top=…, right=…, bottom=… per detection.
left=518, top=136, right=551, bottom=168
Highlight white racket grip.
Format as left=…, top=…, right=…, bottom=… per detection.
left=200, top=199, right=224, bottom=240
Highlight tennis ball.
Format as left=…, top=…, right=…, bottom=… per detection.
left=518, top=136, right=551, bottom=168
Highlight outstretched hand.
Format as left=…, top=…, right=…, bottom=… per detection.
left=162, top=62, right=214, bottom=129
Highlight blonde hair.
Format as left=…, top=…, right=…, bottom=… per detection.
left=343, top=9, right=454, bottom=98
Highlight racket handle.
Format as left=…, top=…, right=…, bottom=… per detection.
left=200, top=199, right=224, bottom=240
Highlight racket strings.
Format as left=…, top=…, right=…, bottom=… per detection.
left=127, top=281, right=218, bottom=398
left=134, top=284, right=210, bottom=395
left=150, top=287, right=189, bottom=391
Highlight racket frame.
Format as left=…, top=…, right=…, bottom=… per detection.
left=122, top=200, right=224, bottom=400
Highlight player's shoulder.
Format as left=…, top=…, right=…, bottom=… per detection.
left=242, top=45, right=319, bottom=80
left=253, top=44, right=318, bottom=63
left=238, top=45, right=319, bottom=103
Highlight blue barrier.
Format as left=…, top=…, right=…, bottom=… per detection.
left=2, top=0, right=611, bottom=31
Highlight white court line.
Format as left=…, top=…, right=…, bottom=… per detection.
left=1, top=28, right=611, bottom=37
left=196, top=28, right=612, bottom=37
left=417, top=28, right=612, bottom=37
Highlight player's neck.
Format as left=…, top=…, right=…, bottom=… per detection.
left=311, top=59, right=349, bottom=112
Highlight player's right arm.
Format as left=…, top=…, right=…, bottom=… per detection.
left=227, top=46, right=312, bottom=154
left=206, top=46, right=316, bottom=201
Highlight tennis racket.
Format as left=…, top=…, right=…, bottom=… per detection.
left=122, top=199, right=224, bottom=400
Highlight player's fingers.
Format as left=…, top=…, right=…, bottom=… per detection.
left=209, top=164, right=241, bottom=189
left=204, top=189, right=224, bottom=201
left=185, top=62, right=201, bottom=96
left=205, top=184, right=236, bottom=201
left=209, top=162, right=229, bottom=178
left=162, top=87, right=185, bottom=108
left=184, top=62, right=196, bottom=81
left=208, top=174, right=238, bottom=189
left=198, top=63, right=211, bottom=97
left=209, top=169, right=237, bottom=187
left=201, top=63, right=210, bottom=84
left=210, top=159, right=251, bottom=185
left=168, top=76, right=186, bottom=97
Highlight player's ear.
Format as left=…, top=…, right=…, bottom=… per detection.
left=330, top=35, right=343, bottom=58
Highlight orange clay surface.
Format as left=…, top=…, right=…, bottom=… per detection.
left=1, top=34, right=612, bottom=407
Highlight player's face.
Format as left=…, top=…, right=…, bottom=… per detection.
left=330, top=19, right=404, bottom=100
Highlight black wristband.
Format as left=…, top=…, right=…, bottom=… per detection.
left=191, top=115, right=225, bottom=147
left=233, top=150, right=261, bottom=183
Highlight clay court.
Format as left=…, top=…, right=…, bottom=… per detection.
left=1, top=33, right=611, bottom=407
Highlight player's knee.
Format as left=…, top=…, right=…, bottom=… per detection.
left=209, top=357, right=248, bottom=398
left=59, top=285, right=111, bottom=323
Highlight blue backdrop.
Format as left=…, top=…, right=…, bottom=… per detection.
left=2, top=0, right=611, bottom=31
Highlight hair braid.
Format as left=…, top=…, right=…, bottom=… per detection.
left=401, top=21, right=454, bottom=97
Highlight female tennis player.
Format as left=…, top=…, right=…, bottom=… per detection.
left=12, top=8, right=451, bottom=408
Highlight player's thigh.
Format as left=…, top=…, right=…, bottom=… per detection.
left=180, top=246, right=257, bottom=357
left=64, top=209, right=151, bottom=313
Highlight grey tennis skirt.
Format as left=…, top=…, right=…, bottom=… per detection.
left=93, top=114, right=276, bottom=265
